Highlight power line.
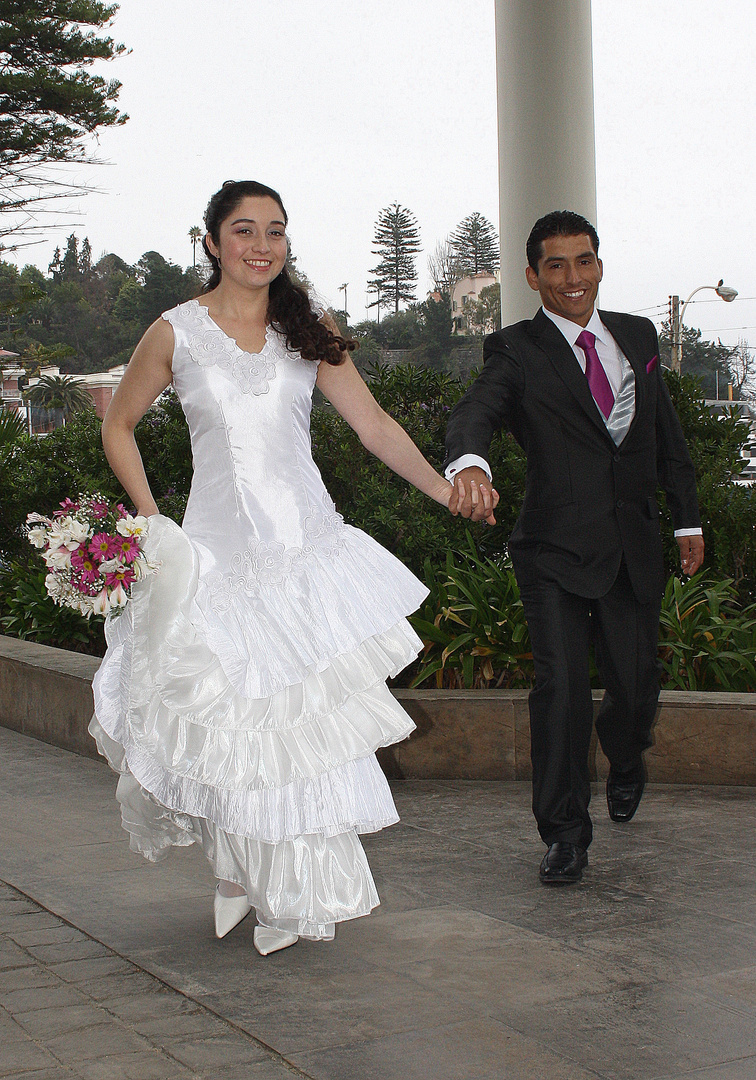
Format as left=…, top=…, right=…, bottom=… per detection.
left=700, top=326, right=756, bottom=333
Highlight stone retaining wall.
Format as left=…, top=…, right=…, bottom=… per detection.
left=2, top=635, right=755, bottom=784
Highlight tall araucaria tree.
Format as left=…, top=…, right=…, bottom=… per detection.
left=369, top=202, right=421, bottom=314
left=0, top=0, right=128, bottom=248
left=449, top=212, right=499, bottom=276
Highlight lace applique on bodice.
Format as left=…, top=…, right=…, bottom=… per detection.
left=171, top=298, right=280, bottom=395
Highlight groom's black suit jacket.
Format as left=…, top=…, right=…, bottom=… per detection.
left=444, top=309, right=701, bottom=604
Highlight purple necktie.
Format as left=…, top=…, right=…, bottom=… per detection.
left=576, top=329, right=615, bottom=419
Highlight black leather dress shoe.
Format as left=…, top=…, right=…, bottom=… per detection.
left=606, top=762, right=646, bottom=822
left=539, top=842, right=588, bottom=885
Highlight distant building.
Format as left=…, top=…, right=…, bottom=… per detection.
left=451, top=271, right=500, bottom=334
left=1, top=362, right=126, bottom=434
left=1, top=358, right=24, bottom=417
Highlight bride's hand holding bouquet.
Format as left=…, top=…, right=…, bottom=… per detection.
left=26, top=494, right=158, bottom=618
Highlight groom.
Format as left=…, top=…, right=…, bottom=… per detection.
left=445, top=211, right=703, bottom=884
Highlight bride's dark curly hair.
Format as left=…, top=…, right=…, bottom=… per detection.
left=202, top=180, right=353, bottom=365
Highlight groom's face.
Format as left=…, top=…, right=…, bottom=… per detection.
left=525, top=233, right=603, bottom=327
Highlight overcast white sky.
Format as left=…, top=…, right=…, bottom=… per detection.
left=12, top=0, right=756, bottom=357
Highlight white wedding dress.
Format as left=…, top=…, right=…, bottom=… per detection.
left=89, top=298, right=428, bottom=939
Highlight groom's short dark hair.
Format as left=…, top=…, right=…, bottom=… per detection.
left=526, top=211, right=600, bottom=271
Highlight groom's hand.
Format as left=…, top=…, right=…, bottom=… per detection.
left=448, top=466, right=498, bottom=525
left=676, top=533, right=704, bottom=576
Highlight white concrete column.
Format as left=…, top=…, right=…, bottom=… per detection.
left=495, top=0, right=597, bottom=325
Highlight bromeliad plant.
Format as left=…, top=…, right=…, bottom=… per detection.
left=25, top=494, right=157, bottom=618
left=408, top=540, right=756, bottom=693
left=409, top=537, right=533, bottom=689
left=657, top=573, right=756, bottom=691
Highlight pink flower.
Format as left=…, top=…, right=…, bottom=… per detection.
left=117, top=535, right=141, bottom=564
left=104, top=566, right=136, bottom=590
left=116, top=504, right=128, bottom=518
left=89, top=500, right=109, bottom=519
left=70, top=544, right=101, bottom=583
left=89, top=532, right=120, bottom=560
left=53, top=498, right=80, bottom=518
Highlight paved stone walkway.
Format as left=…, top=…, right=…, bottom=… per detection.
left=0, top=882, right=305, bottom=1079
left=2, top=724, right=756, bottom=1079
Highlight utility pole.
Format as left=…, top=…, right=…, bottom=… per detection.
left=670, top=294, right=681, bottom=372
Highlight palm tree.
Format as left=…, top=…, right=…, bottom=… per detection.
left=23, top=374, right=92, bottom=425
left=0, top=408, right=27, bottom=448
left=188, top=226, right=203, bottom=268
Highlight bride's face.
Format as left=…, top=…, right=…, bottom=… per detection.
left=207, top=196, right=288, bottom=290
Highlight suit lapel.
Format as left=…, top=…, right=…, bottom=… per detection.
left=528, top=309, right=612, bottom=440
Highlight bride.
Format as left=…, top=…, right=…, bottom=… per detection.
left=90, top=179, right=497, bottom=956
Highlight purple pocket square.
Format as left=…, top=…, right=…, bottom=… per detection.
left=646, top=355, right=658, bottom=374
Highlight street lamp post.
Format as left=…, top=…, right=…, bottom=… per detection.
left=339, top=283, right=349, bottom=323
left=670, top=279, right=738, bottom=372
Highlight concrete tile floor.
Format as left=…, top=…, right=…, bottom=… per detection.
left=1, top=725, right=756, bottom=1079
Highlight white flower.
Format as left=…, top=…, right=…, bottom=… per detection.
left=43, top=546, right=72, bottom=570
left=47, top=517, right=90, bottom=551
left=93, top=588, right=111, bottom=616
left=44, top=573, right=65, bottom=600
left=27, top=525, right=49, bottom=549
left=109, top=582, right=128, bottom=608
left=26, top=512, right=50, bottom=525
left=116, top=514, right=149, bottom=538
left=97, top=557, right=122, bottom=574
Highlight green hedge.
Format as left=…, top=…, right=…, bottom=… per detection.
left=404, top=540, right=756, bottom=692
left=1, top=363, right=754, bottom=682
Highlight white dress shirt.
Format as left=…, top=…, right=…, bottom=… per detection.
left=445, top=306, right=701, bottom=538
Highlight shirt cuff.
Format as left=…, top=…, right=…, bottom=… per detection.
left=445, top=455, right=492, bottom=482
left=673, top=528, right=703, bottom=537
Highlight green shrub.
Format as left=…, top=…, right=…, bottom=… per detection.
left=658, top=574, right=756, bottom=691
left=408, top=537, right=533, bottom=689
left=662, top=371, right=756, bottom=600
left=0, top=390, right=191, bottom=564
left=406, top=542, right=756, bottom=693
left=312, top=362, right=526, bottom=576
left=0, top=561, right=105, bottom=656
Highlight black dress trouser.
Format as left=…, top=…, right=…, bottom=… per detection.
left=517, top=561, right=662, bottom=851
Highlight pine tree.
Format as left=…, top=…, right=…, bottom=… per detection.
left=449, top=212, right=499, bottom=275
left=0, top=1, right=128, bottom=249
left=48, top=247, right=63, bottom=280
left=369, top=203, right=421, bottom=314
left=0, top=1, right=127, bottom=167
left=61, top=234, right=80, bottom=279
left=79, top=237, right=93, bottom=277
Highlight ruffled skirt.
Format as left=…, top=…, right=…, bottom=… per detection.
left=90, top=515, right=426, bottom=939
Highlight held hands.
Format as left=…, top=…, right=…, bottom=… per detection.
left=447, top=466, right=499, bottom=526
left=676, top=534, right=705, bottom=577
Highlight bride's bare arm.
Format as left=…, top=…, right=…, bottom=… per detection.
left=316, top=353, right=462, bottom=511
left=101, top=319, right=175, bottom=517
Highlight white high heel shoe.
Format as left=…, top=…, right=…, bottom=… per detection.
left=214, top=887, right=252, bottom=939
left=253, top=925, right=299, bottom=956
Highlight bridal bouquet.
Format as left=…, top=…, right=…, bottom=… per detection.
left=26, top=495, right=158, bottom=617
